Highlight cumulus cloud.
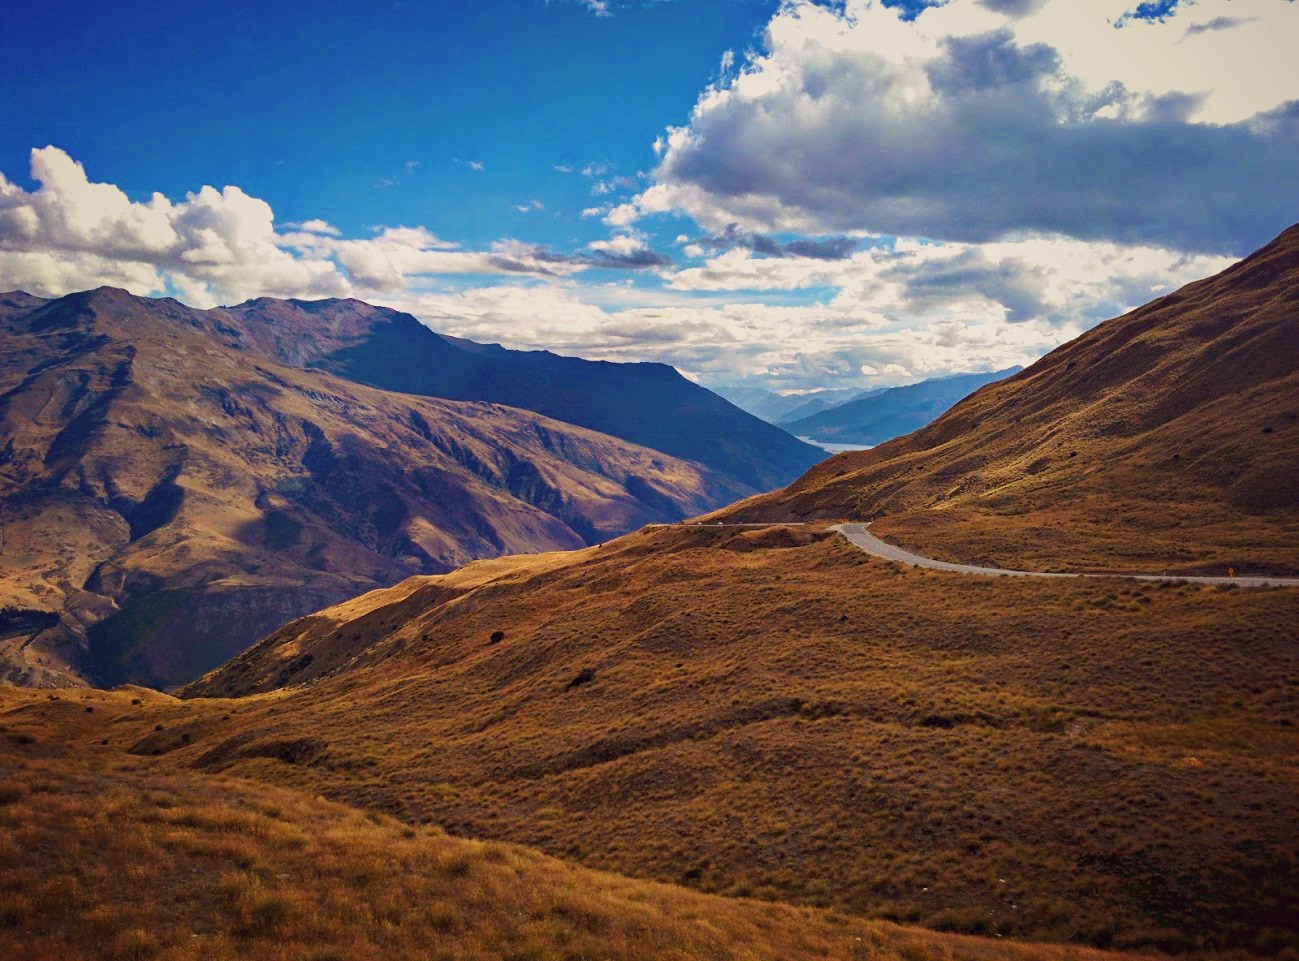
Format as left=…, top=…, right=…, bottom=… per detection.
left=630, top=0, right=1299, bottom=254
left=0, top=147, right=670, bottom=304
left=0, top=147, right=348, bottom=304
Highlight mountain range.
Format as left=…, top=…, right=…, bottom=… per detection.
left=0, top=288, right=816, bottom=688
left=712, top=384, right=871, bottom=425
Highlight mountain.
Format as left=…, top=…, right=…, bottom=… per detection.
left=726, top=225, right=1299, bottom=575
left=778, top=386, right=886, bottom=425
left=779, top=369, right=1022, bottom=445
left=0, top=287, right=750, bottom=689
left=201, top=297, right=824, bottom=493
left=712, top=385, right=866, bottom=425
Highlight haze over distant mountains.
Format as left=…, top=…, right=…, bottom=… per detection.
left=780, top=368, right=1022, bottom=446
left=0, top=288, right=815, bottom=688
left=712, top=385, right=871, bottom=426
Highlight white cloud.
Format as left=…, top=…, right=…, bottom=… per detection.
left=603, top=203, right=640, bottom=227
left=0, top=147, right=348, bottom=305
left=0, top=148, right=626, bottom=305
left=513, top=199, right=545, bottom=213
left=0, top=144, right=1257, bottom=392
left=631, top=0, right=1299, bottom=253
left=292, top=219, right=341, bottom=236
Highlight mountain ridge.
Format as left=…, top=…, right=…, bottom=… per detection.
left=0, top=287, right=752, bottom=688
left=779, top=368, right=1023, bottom=445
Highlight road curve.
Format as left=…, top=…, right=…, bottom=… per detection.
left=832, top=523, right=1299, bottom=588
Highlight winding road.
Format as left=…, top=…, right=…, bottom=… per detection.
left=833, top=523, right=1299, bottom=588
left=677, top=521, right=1299, bottom=588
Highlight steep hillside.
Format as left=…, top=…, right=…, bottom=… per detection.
left=0, top=687, right=1161, bottom=961
left=781, top=369, right=1022, bottom=445
left=0, top=288, right=746, bottom=689
left=178, top=524, right=1299, bottom=954
left=196, top=297, right=824, bottom=492
left=724, top=226, right=1299, bottom=575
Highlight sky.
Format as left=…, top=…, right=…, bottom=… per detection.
left=1, top=0, right=1297, bottom=393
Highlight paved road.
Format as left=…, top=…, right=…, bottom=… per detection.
left=667, top=521, right=1298, bottom=588
left=832, top=523, right=1299, bottom=588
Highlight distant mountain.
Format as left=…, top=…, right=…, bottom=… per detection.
left=780, top=369, right=1022, bottom=445
left=712, top=385, right=865, bottom=425
left=725, top=223, right=1299, bottom=574
left=206, top=298, right=824, bottom=493
left=0, top=288, right=750, bottom=688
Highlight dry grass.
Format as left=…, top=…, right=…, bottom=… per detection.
left=0, top=705, right=1156, bottom=961
left=136, top=525, right=1299, bottom=953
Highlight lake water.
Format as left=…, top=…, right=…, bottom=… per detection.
left=798, top=436, right=874, bottom=455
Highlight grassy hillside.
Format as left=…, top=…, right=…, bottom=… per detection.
left=719, top=225, right=1299, bottom=576
left=0, top=685, right=1154, bottom=961
left=171, top=524, right=1299, bottom=953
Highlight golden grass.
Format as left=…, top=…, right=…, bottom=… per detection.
left=146, top=525, right=1299, bottom=953
left=0, top=705, right=1159, bottom=961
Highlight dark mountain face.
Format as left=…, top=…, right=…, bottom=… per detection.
left=211, top=299, right=825, bottom=492
left=781, top=368, right=1023, bottom=445
left=0, top=288, right=749, bottom=689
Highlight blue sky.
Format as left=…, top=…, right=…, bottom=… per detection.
left=2, top=0, right=1297, bottom=392
left=0, top=0, right=774, bottom=249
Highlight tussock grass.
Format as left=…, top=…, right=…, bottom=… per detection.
left=160, top=527, right=1299, bottom=952
left=0, top=732, right=1152, bottom=961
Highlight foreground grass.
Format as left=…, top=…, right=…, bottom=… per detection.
left=162, top=526, right=1299, bottom=953
left=0, top=724, right=1149, bottom=961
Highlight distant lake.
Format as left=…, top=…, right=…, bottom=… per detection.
left=798, top=436, right=874, bottom=455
